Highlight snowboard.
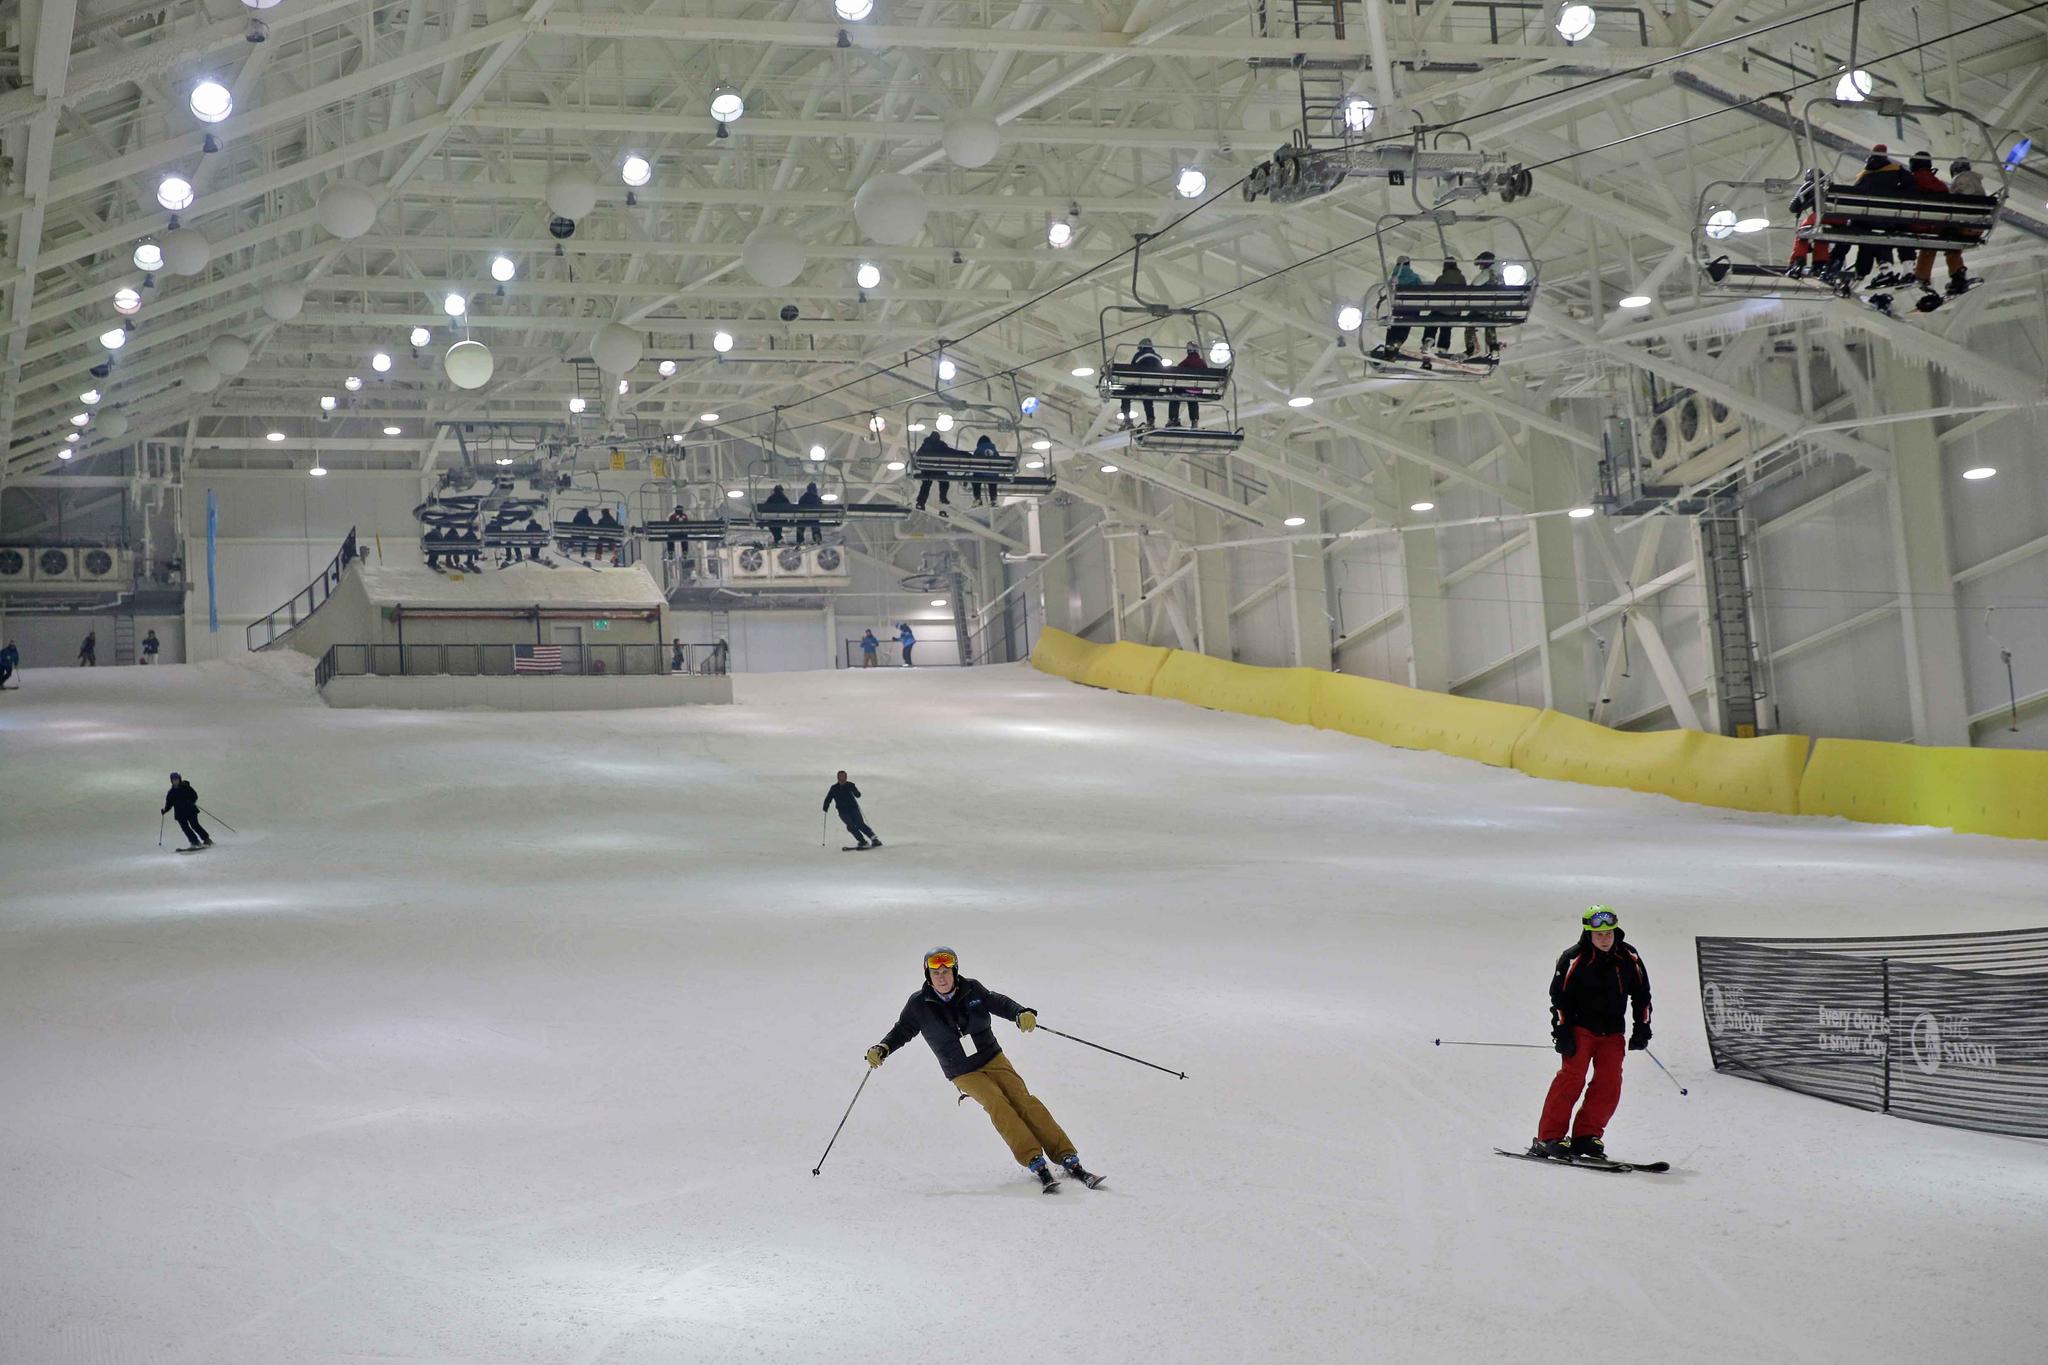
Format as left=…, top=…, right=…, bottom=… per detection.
left=1494, top=1147, right=1669, bottom=1174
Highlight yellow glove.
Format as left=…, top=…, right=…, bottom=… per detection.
left=1016, top=1011, right=1037, bottom=1032
left=865, top=1045, right=887, bottom=1068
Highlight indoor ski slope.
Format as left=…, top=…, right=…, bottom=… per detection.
left=2, top=657, right=2043, bottom=1365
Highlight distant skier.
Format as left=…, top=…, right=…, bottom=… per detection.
left=670, top=637, right=687, bottom=673
left=0, top=639, right=17, bottom=689
left=162, top=772, right=213, bottom=849
left=1526, top=906, right=1652, bottom=1163
left=141, top=629, right=161, bottom=665
left=824, top=770, right=880, bottom=849
left=897, top=622, right=916, bottom=667
left=78, top=631, right=97, bottom=667
left=859, top=629, right=880, bottom=668
left=866, top=947, right=1101, bottom=1192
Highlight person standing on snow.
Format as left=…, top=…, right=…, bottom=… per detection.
left=1527, top=905, right=1651, bottom=1162
left=141, top=629, right=161, bottom=665
left=823, top=770, right=881, bottom=849
left=896, top=622, right=916, bottom=667
left=859, top=629, right=880, bottom=668
left=162, top=772, right=213, bottom=849
left=0, top=639, right=18, bottom=689
left=78, top=630, right=97, bottom=666
left=866, top=947, right=1102, bottom=1191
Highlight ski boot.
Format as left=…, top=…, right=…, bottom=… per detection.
left=1867, top=293, right=1895, bottom=316
left=1946, top=272, right=1973, bottom=297
left=1061, top=1155, right=1105, bottom=1189
left=1029, top=1157, right=1061, bottom=1193
left=1913, top=288, right=1945, bottom=314
left=1525, top=1138, right=1572, bottom=1161
left=1569, top=1135, right=1609, bottom=1163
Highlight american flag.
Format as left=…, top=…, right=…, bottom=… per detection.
left=513, top=644, right=563, bottom=673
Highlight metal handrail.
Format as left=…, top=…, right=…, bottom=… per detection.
left=246, top=527, right=358, bottom=652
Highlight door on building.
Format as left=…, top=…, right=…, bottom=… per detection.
left=551, top=624, right=584, bottom=674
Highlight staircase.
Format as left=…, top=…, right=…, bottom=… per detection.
left=112, top=614, right=136, bottom=666
left=1699, top=496, right=1762, bottom=737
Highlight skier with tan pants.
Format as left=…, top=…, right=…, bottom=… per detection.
left=866, top=946, right=1104, bottom=1191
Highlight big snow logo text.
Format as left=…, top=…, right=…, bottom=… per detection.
left=1704, top=983, right=1766, bottom=1035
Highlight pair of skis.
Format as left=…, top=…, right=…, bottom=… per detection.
left=1494, top=1148, right=1669, bottom=1175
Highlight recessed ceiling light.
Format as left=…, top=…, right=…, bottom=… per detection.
left=620, top=154, right=652, bottom=187
left=344, top=376, right=363, bottom=391
left=1409, top=501, right=1435, bottom=512
left=156, top=175, right=194, bottom=211
left=99, top=327, right=127, bottom=351
left=657, top=359, right=677, bottom=377
left=1100, top=463, right=1119, bottom=474
left=700, top=411, right=720, bottom=423
left=371, top=351, right=392, bottom=372
left=568, top=397, right=586, bottom=413
left=886, top=460, right=906, bottom=471
left=190, top=79, right=233, bottom=124
left=133, top=242, right=164, bottom=271
left=1070, top=365, right=1094, bottom=378
left=856, top=262, right=881, bottom=289
left=1287, top=395, right=1314, bottom=408
left=1283, top=515, right=1307, bottom=527
left=266, top=430, right=286, bottom=442
left=1567, top=506, right=1597, bottom=518
left=1618, top=294, right=1652, bottom=309
left=1962, top=466, right=1997, bottom=480
left=709, top=86, right=745, bottom=124
left=442, top=292, right=466, bottom=317
left=496, top=457, right=514, bottom=466
left=712, top=330, right=735, bottom=354
left=383, top=425, right=402, bottom=436
left=409, top=326, right=431, bottom=347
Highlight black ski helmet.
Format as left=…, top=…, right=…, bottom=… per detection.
left=1909, top=150, right=1934, bottom=171
left=1950, top=157, right=1972, bottom=174
left=169, top=772, right=181, bottom=780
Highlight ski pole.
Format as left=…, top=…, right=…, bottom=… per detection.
left=1037, top=1025, right=1185, bottom=1079
left=821, top=810, right=827, bottom=848
left=1433, top=1038, right=1549, bottom=1049
left=1646, top=1048, right=1689, bottom=1095
left=158, top=811, right=165, bottom=847
left=812, top=1069, right=871, bottom=1175
left=198, top=806, right=237, bottom=833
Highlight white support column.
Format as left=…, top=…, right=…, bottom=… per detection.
left=1880, top=357, right=1972, bottom=746
left=1108, top=529, right=1144, bottom=644
left=1191, top=504, right=1235, bottom=661
left=1397, top=463, right=1449, bottom=692
left=1284, top=481, right=1333, bottom=669
left=1037, top=499, right=1078, bottom=635
left=1527, top=439, right=1589, bottom=716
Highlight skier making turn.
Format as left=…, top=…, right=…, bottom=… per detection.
left=824, top=770, right=881, bottom=849
left=1527, top=905, right=1651, bottom=1163
left=162, top=772, right=213, bottom=850
left=866, top=947, right=1102, bottom=1192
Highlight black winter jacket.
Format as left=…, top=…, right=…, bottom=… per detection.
left=1549, top=930, right=1651, bottom=1037
left=823, top=781, right=862, bottom=814
left=163, top=781, right=200, bottom=817
left=878, top=975, right=1031, bottom=1079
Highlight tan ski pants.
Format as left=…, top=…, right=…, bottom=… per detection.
left=952, top=1054, right=1075, bottom=1167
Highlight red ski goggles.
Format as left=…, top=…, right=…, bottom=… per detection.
left=924, top=951, right=959, bottom=971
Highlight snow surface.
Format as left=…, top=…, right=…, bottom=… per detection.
left=2, top=658, right=2045, bottom=1364
left=357, top=562, right=667, bottom=609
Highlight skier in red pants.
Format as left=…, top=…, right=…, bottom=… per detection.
left=1527, top=906, right=1652, bottom=1163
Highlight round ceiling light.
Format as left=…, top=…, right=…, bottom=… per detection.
left=1070, top=365, right=1094, bottom=378
left=1174, top=166, right=1207, bottom=199
left=836, top=0, right=875, bottom=19
left=344, top=375, right=363, bottom=391
left=409, top=326, right=431, bottom=347
left=1555, top=4, right=1596, bottom=42
left=856, top=261, right=881, bottom=289
left=445, top=340, right=493, bottom=389
left=1099, top=463, right=1120, bottom=474
left=490, top=254, right=517, bottom=282
left=80, top=389, right=102, bottom=405
left=113, top=287, right=142, bottom=315
left=442, top=292, right=466, bottom=317
left=1500, top=263, right=1530, bottom=287
left=1209, top=340, right=1232, bottom=365
left=383, top=426, right=402, bottom=436
left=620, top=154, right=652, bottom=187
left=320, top=395, right=337, bottom=410
left=156, top=175, right=195, bottom=211
left=937, top=357, right=957, bottom=382
left=1567, top=506, right=1597, bottom=518
left=809, top=445, right=828, bottom=461
left=266, top=430, right=286, bottom=442
left=371, top=351, right=392, bottom=372
left=1047, top=220, right=1074, bottom=249
left=99, top=327, right=127, bottom=351
left=1284, top=515, right=1307, bottom=527
left=658, top=360, right=677, bottom=377
left=709, top=87, right=745, bottom=124
left=1342, top=97, right=1375, bottom=133
left=1023, top=459, right=1044, bottom=470
left=887, top=460, right=907, bottom=471
left=568, top=397, right=586, bottom=413
left=1031, top=438, right=1052, bottom=451
left=190, top=80, right=233, bottom=124
left=1962, top=466, right=1997, bottom=480
left=1287, top=395, right=1314, bottom=408
left=701, top=411, right=721, bottom=424
left=1618, top=294, right=1652, bottom=309
left=1836, top=69, right=1872, bottom=103
left=70, top=412, right=90, bottom=426
left=934, top=414, right=954, bottom=432
left=1734, top=216, right=1770, bottom=234
left=1705, top=209, right=1739, bottom=240
left=133, top=241, right=164, bottom=271
left=712, top=330, right=736, bottom=354
left=1336, top=304, right=1363, bottom=332
left=1409, top=501, right=1436, bottom=513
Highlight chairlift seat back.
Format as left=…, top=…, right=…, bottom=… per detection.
left=910, top=448, right=1021, bottom=479
left=1133, top=427, right=1246, bottom=457
left=1801, top=185, right=2000, bottom=249
left=479, top=528, right=551, bottom=547
left=635, top=522, right=727, bottom=543
left=1099, top=363, right=1233, bottom=402
left=1379, top=281, right=1536, bottom=327
left=552, top=519, right=627, bottom=542
left=753, top=502, right=846, bottom=527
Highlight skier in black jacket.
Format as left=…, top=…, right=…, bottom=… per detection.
left=162, top=772, right=212, bottom=849
left=823, top=771, right=880, bottom=848
left=1527, top=905, right=1651, bottom=1162
left=867, top=947, right=1101, bottom=1190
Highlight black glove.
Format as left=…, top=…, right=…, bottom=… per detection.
left=1629, top=1023, right=1651, bottom=1052
left=1553, top=1026, right=1576, bottom=1057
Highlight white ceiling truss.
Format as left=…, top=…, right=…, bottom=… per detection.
left=4, top=0, right=2046, bottom=535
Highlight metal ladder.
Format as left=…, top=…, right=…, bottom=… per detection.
left=1699, top=496, right=1761, bottom=737
left=112, top=614, right=136, bottom=666
left=1254, top=1, right=1359, bottom=147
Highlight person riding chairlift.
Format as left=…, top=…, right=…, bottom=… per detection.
left=1371, top=258, right=1426, bottom=361
left=1120, top=338, right=1163, bottom=430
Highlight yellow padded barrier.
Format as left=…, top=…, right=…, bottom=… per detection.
left=1029, top=626, right=1098, bottom=683
left=1079, top=640, right=1173, bottom=695
left=1309, top=670, right=1540, bottom=768
left=1151, top=651, right=1318, bottom=725
left=1511, top=709, right=1808, bottom=816
left=1799, top=739, right=2048, bottom=841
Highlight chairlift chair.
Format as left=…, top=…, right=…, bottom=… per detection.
left=1793, top=97, right=2007, bottom=258
left=633, top=479, right=727, bottom=547
left=551, top=484, right=630, bottom=558
left=1096, top=234, right=1244, bottom=456
left=1691, top=178, right=1844, bottom=299
left=1360, top=211, right=1536, bottom=381
left=747, top=459, right=847, bottom=544
left=903, top=380, right=1058, bottom=498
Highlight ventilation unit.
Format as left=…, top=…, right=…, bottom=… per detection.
left=30, top=547, right=75, bottom=581
left=0, top=548, right=27, bottom=581
left=76, top=547, right=131, bottom=583
left=807, top=545, right=850, bottom=583
left=771, top=545, right=809, bottom=579
left=728, top=544, right=772, bottom=580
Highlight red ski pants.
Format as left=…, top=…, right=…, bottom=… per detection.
left=1537, top=1027, right=1626, bottom=1141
